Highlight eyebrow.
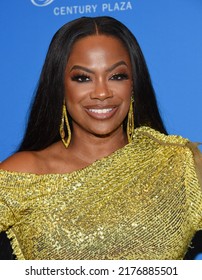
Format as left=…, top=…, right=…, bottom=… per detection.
left=70, top=61, right=128, bottom=74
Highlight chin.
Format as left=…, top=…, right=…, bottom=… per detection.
left=93, top=133, right=112, bottom=139
left=91, top=128, right=121, bottom=139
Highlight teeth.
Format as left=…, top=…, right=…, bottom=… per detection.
left=88, top=108, right=113, bottom=114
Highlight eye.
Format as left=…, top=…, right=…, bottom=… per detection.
left=110, top=73, right=129, bottom=81
left=71, top=74, right=91, bottom=83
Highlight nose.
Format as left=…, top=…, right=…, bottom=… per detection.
left=90, top=80, right=113, bottom=101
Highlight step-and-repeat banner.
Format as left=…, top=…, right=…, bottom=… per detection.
left=0, top=0, right=202, bottom=260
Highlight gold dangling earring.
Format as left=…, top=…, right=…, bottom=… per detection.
left=127, top=96, right=134, bottom=143
left=59, top=101, right=71, bottom=148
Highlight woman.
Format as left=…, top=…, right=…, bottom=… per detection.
left=0, top=16, right=201, bottom=260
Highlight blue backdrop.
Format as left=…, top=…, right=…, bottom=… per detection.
left=0, top=0, right=202, bottom=259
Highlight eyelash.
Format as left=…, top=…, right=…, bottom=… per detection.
left=110, top=73, right=129, bottom=81
left=71, top=72, right=129, bottom=83
left=71, top=74, right=91, bottom=83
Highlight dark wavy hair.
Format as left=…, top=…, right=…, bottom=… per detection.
left=18, top=16, right=167, bottom=151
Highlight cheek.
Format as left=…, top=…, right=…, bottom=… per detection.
left=115, top=85, right=132, bottom=102
left=64, top=82, right=92, bottom=103
left=110, top=79, right=132, bottom=93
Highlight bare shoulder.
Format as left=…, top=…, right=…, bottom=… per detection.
left=0, top=142, right=66, bottom=174
left=0, top=151, right=39, bottom=173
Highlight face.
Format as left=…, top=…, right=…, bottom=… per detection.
left=64, top=34, right=133, bottom=139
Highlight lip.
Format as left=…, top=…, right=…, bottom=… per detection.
left=84, top=106, right=118, bottom=120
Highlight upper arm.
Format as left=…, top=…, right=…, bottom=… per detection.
left=194, top=149, right=202, bottom=192
left=186, top=142, right=202, bottom=192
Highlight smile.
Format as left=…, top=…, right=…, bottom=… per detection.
left=88, top=108, right=113, bottom=114
left=85, top=106, right=118, bottom=119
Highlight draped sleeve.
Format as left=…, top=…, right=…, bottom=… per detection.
left=135, top=126, right=202, bottom=232
left=0, top=171, right=16, bottom=232
left=0, top=170, right=40, bottom=259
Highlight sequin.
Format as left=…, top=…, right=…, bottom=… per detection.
left=0, top=126, right=202, bottom=260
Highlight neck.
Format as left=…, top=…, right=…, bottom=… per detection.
left=67, top=128, right=128, bottom=164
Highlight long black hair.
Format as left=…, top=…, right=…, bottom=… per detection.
left=18, top=16, right=167, bottom=151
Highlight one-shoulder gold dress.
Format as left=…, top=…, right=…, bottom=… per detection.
left=0, top=127, right=202, bottom=259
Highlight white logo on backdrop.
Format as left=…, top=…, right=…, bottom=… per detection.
left=31, top=0, right=54, bottom=7
left=31, top=0, right=133, bottom=15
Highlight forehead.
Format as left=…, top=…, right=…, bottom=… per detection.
left=68, top=35, right=130, bottom=63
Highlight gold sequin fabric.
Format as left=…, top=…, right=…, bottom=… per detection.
left=0, top=126, right=202, bottom=260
